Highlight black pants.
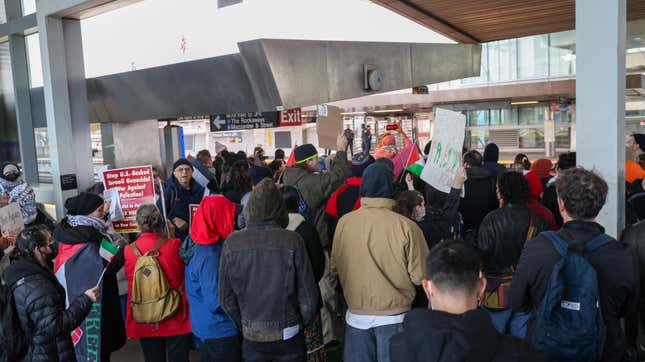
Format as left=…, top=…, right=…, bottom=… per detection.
left=242, top=333, right=306, bottom=362
left=198, top=335, right=241, bottom=362
left=139, top=334, right=191, bottom=362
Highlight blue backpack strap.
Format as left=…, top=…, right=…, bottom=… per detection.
left=541, top=231, right=568, bottom=257
left=584, top=233, right=614, bottom=253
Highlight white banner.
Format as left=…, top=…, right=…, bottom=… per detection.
left=420, top=108, right=466, bottom=193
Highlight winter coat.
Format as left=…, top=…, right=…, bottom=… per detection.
left=5, top=258, right=93, bottom=362
left=124, top=232, right=191, bottom=339
left=459, top=167, right=498, bottom=234
left=483, top=162, right=507, bottom=180
left=477, top=204, right=546, bottom=275
left=282, top=151, right=350, bottom=248
left=510, top=221, right=640, bottom=362
left=527, top=200, right=557, bottom=231
left=390, top=308, right=546, bottom=362
left=418, top=187, right=462, bottom=250
left=157, top=176, right=204, bottom=240
left=219, top=222, right=319, bottom=342
left=324, top=177, right=362, bottom=243
left=52, top=219, right=126, bottom=355
left=541, top=184, right=563, bottom=228
left=331, top=197, right=429, bottom=316
left=286, top=213, right=325, bottom=284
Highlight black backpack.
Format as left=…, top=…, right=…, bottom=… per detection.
left=0, top=281, right=29, bottom=362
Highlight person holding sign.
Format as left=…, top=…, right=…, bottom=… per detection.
left=373, top=126, right=414, bottom=179
left=158, top=159, right=205, bottom=240
left=0, top=162, right=37, bottom=225
left=5, top=226, right=99, bottom=362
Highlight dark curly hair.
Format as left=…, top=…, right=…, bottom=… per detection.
left=393, top=191, right=424, bottom=220
left=426, top=239, right=482, bottom=294
left=497, top=171, right=530, bottom=206
left=555, top=168, right=607, bottom=220
left=229, top=160, right=252, bottom=194
left=16, top=225, right=50, bottom=259
left=463, top=150, right=482, bottom=168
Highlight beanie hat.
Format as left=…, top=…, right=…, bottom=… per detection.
left=294, top=144, right=318, bottom=163
left=173, top=158, right=193, bottom=172
left=634, top=134, right=645, bottom=152
left=65, top=192, right=104, bottom=216
left=483, top=143, right=500, bottom=163
left=360, top=162, right=394, bottom=199
left=249, top=166, right=273, bottom=186
left=351, top=153, right=375, bottom=177
left=530, top=158, right=553, bottom=180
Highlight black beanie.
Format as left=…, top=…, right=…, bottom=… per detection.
left=250, top=166, right=273, bottom=186
left=634, top=134, right=645, bottom=152
left=483, top=143, right=499, bottom=163
left=294, top=144, right=318, bottom=163
left=173, top=158, right=193, bottom=172
left=65, top=192, right=104, bottom=216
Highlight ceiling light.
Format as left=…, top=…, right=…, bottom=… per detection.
left=628, top=47, right=645, bottom=54
left=371, top=108, right=404, bottom=113
left=511, top=101, right=539, bottom=105
left=340, top=111, right=367, bottom=115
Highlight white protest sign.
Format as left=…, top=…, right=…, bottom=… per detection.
left=0, top=203, right=24, bottom=237
left=420, top=108, right=466, bottom=193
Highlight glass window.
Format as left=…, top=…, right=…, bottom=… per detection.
left=467, top=110, right=489, bottom=127
left=549, top=30, right=576, bottom=77
left=518, top=106, right=544, bottom=125
left=517, top=35, right=548, bottom=79
left=34, top=128, right=52, bottom=183
left=26, top=34, right=43, bottom=88
left=490, top=108, right=517, bottom=126
left=519, top=128, right=545, bottom=148
left=555, top=127, right=571, bottom=149
left=467, top=129, right=489, bottom=150
left=0, top=3, right=5, bottom=24
left=488, top=39, right=517, bottom=82
left=21, top=0, right=36, bottom=15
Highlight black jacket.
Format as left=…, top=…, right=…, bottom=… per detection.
left=619, top=220, right=645, bottom=348
left=4, top=258, right=93, bottom=362
left=459, top=167, right=498, bottom=234
left=419, top=187, right=462, bottom=250
left=510, top=221, right=640, bottom=362
left=390, top=308, right=545, bottom=362
left=52, top=220, right=126, bottom=355
left=157, top=176, right=205, bottom=240
left=541, top=184, right=563, bottom=228
left=477, top=205, right=546, bottom=274
left=218, top=221, right=320, bottom=342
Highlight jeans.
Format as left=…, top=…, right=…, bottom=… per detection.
left=344, top=323, right=403, bottom=362
left=139, top=334, right=191, bottom=362
left=345, top=142, right=354, bottom=156
left=482, top=307, right=530, bottom=339
left=242, top=332, right=306, bottom=362
left=362, top=140, right=371, bottom=154
left=198, top=335, right=240, bottom=362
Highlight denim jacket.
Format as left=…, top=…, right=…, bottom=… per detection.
left=218, top=221, right=319, bottom=342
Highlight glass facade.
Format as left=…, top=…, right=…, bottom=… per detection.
left=21, top=0, right=36, bottom=16
left=26, top=33, right=42, bottom=87
left=462, top=30, right=576, bottom=84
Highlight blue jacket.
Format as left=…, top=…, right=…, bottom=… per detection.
left=157, top=176, right=204, bottom=240
left=185, top=242, right=237, bottom=341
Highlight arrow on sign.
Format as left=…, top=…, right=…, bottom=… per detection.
left=212, top=115, right=226, bottom=131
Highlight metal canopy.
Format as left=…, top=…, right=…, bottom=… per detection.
left=80, top=39, right=480, bottom=123
left=371, top=0, right=645, bottom=43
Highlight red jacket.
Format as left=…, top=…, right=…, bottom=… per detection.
left=124, top=232, right=192, bottom=338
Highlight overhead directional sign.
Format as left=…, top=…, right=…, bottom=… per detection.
left=210, top=112, right=279, bottom=132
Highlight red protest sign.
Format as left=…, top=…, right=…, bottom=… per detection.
left=103, top=166, right=156, bottom=233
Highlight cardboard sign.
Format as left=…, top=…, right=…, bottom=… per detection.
left=420, top=108, right=466, bottom=193
left=0, top=203, right=24, bottom=237
left=316, top=105, right=342, bottom=149
left=103, top=166, right=156, bottom=233
left=189, top=204, right=199, bottom=228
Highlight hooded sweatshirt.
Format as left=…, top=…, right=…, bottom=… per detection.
left=331, top=163, right=428, bottom=316
left=390, top=308, right=545, bottom=362
left=185, top=196, right=237, bottom=341
left=524, top=171, right=557, bottom=231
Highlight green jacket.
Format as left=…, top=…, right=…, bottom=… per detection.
left=282, top=151, right=350, bottom=247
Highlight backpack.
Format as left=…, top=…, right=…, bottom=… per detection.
left=129, top=238, right=182, bottom=324
left=532, top=231, right=610, bottom=362
left=0, top=281, right=29, bottom=362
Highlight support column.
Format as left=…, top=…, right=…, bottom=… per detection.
left=576, top=0, right=626, bottom=237
left=6, top=0, right=38, bottom=184
left=38, top=14, right=93, bottom=219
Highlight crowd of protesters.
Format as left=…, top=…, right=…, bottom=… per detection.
left=0, top=128, right=644, bottom=362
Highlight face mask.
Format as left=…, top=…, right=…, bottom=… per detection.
left=3, top=172, right=19, bottom=182
left=415, top=208, right=426, bottom=222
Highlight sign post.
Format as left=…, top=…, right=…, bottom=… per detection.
left=103, top=166, right=156, bottom=233
left=420, top=108, right=466, bottom=193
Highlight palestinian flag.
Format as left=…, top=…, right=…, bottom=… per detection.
left=55, top=241, right=105, bottom=361
left=286, top=146, right=297, bottom=166
left=406, top=144, right=425, bottom=177
left=99, top=239, right=118, bottom=262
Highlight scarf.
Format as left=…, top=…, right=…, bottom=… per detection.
left=0, top=176, right=37, bottom=225
left=66, top=214, right=114, bottom=243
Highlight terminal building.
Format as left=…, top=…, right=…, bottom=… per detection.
left=0, top=0, right=637, bottom=237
